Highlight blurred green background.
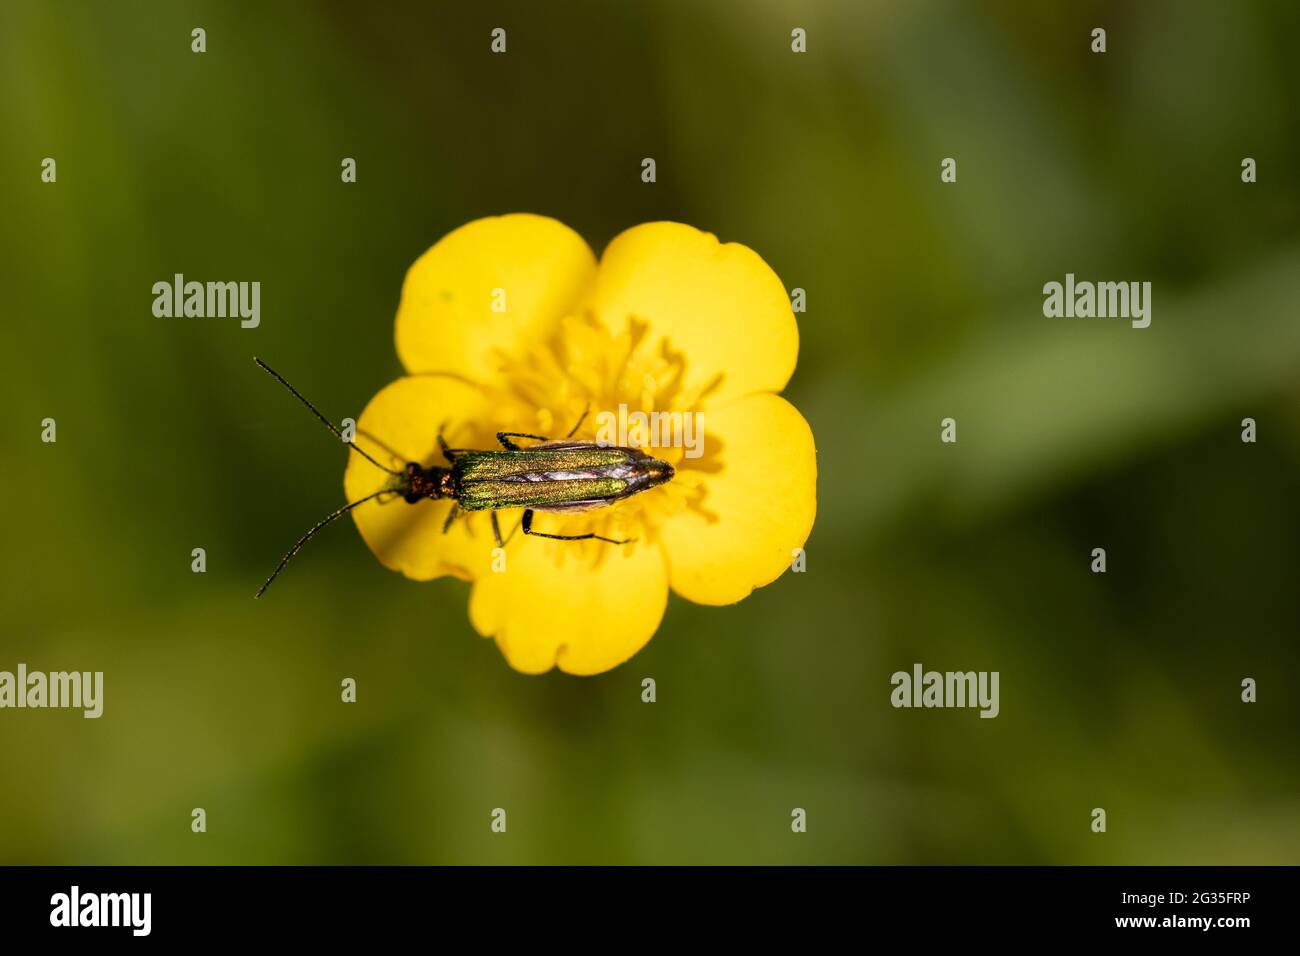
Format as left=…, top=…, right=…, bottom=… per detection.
left=3, top=0, right=1298, bottom=864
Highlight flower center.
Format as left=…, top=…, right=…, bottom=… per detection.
left=484, top=313, right=720, bottom=564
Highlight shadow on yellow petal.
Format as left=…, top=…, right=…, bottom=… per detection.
left=468, top=531, right=669, bottom=675
left=660, top=393, right=816, bottom=605
left=396, top=213, right=597, bottom=387
left=344, top=375, right=497, bottom=582
left=585, top=222, right=799, bottom=408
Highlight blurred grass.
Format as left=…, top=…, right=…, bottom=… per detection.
left=1, top=0, right=1297, bottom=864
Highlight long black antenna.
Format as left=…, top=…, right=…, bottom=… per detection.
left=255, top=490, right=389, bottom=598
left=254, top=357, right=400, bottom=476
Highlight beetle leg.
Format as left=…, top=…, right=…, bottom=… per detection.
left=357, top=428, right=411, bottom=469
left=521, top=509, right=634, bottom=545
left=442, top=504, right=461, bottom=534
left=437, top=435, right=457, bottom=462
left=497, top=431, right=550, bottom=450
left=490, top=512, right=526, bottom=547
left=564, top=404, right=591, bottom=439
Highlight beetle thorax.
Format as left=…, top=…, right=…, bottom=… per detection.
left=401, top=462, right=453, bottom=503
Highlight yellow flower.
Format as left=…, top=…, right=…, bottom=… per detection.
left=344, top=214, right=816, bottom=675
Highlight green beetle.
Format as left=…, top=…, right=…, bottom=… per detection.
left=254, top=359, right=674, bottom=597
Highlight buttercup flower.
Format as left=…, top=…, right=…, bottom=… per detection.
left=344, top=214, right=816, bottom=674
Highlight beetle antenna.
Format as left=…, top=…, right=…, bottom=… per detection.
left=255, top=490, right=389, bottom=598
left=254, top=357, right=400, bottom=476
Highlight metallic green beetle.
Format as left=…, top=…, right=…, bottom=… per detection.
left=254, top=359, right=675, bottom=597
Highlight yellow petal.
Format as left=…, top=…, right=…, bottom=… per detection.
left=659, top=393, right=816, bottom=605
left=395, top=214, right=597, bottom=386
left=344, top=375, right=500, bottom=581
left=585, top=222, right=799, bottom=407
left=468, top=532, right=669, bottom=675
